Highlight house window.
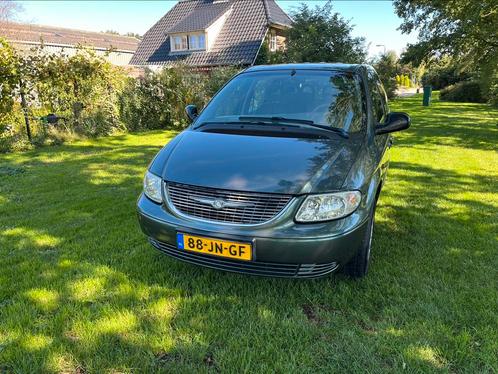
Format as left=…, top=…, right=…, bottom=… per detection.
left=189, top=33, right=206, bottom=50
left=171, top=33, right=206, bottom=52
left=269, top=31, right=277, bottom=52
left=172, top=35, right=188, bottom=51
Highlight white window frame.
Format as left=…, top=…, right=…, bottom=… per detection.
left=188, top=32, right=206, bottom=51
left=269, top=30, right=277, bottom=52
left=171, top=32, right=206, bottom=52
left=171, top=34, right=188, bottom=52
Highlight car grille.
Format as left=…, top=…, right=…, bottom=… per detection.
left=166, top=182, right=293, bottom=225
left=149, top=239, right=339, bottom=278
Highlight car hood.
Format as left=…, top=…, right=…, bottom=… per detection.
left=156, top=131, right=362, bottom=194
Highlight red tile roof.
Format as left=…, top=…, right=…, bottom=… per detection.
left=0, top=21, right=140, bottom=52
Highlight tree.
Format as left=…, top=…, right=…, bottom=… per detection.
left=394, top=0, right=498, bottom=102
left=373, top=51, right=400, bottom=98
left=0, top=38, right=39, bottom=141
left=279, top=1, right=367, bottom=64
left=0, top=38, right=17, bottom=115
left=0, top=0, right=23, bottom=21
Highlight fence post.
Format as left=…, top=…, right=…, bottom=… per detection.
left=19, top=79, right=32, bottom=142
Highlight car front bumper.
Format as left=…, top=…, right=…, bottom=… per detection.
left=137, top=193, right=369, bottom=278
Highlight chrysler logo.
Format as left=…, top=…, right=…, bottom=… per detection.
left=211, top=199, right=226, bottom=209
left=188, top=196, right=254, bottom=210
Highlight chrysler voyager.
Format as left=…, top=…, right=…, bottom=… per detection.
left=137, top=63, right=410, bottom=278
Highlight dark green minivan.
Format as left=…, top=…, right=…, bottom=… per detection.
left=137, top=63, right=410, bottom=278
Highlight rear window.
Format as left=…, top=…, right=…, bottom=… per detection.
left=197, top=69, right=365, bottom=133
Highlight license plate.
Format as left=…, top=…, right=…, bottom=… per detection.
left=177, top=233, right=252, bottom=261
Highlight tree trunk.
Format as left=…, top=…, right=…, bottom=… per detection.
left=19, top=80, right=32, bottom=142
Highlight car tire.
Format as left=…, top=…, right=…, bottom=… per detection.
left=343, top=201, right=377, bottom=278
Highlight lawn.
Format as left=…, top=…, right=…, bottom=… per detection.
left=0, top=94, right=497, bottom=373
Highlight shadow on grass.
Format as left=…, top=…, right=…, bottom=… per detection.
left=390, top=94, right=498, bottom=151
left=0, top=107, right=497, bottom=371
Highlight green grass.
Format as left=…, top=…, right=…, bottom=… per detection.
left=1, top=94, right=497, bottom=373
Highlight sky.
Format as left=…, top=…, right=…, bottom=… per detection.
left=17, top=0, right=418, bottom=58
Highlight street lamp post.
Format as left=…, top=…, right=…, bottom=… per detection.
left=376, top=44, right=386, bottom=54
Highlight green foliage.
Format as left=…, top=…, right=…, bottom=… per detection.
left=262, top=1, right=367, bottom=64
left=119, top=68, right=191, bottom=132
left=35, top=49, right=127, bottom=136
left=479, top=59, right=498, bottom=107
left=440, top=81, right=486, bottom=103
left=373, top=51, right=399, bottom=99
left=0, top=38, right=18, bottom=117
left=486, top=79, right=498, bottom=107
left=421, top=63, right=471, bottom=90
left=0, top=39, right=129, bottom=151
left=394, top=0, right=498, bottom=104
left=254, top=36, right=288, bottom=66
left=119, top=65, right=241, bottom=132
left=1, top=40, right=240, bottom=153
left=202, top=65, right=241, bottom=97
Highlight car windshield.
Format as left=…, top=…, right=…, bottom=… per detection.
left=196, top=69, right=365, bottom=133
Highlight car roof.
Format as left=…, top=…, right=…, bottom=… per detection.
left=244, top=63, right=367, bottom=74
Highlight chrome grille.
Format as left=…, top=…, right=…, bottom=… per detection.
left=149, top=239, right=339, bottom=278
left=166, top=182, right=293, bottom=224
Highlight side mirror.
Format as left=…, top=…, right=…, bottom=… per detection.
left=375, top=112, right=411, bottom=135
left=185, top=104, right=198, bottom=122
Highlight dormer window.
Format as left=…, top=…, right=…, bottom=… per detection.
left=189, top=33, right=206, bottom=50
left=172, top=35, right=188, bottom=51
left=171, top=32, right=206, bottom=52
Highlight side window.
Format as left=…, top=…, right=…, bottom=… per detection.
left=367, top=70, right=386, bottom=123
left=377, top=82, right=389, bottom=119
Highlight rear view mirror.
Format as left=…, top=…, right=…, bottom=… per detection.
left=185, top=105, right=198, bottom=122
left=375, top=112, right=411, bottom=135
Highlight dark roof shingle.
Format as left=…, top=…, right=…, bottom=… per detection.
left=264, top=0, right=293, bottom=27
left=131, top=0, right=291, bottom=67
left=168, top=1, right=231, bottom=33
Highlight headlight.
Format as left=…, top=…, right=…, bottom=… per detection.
left=143, top=171, right=163, bottom=203
left=295, top=191, right=361, bottom=222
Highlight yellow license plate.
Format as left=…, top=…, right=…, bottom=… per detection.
left=177, top=233, right=252, bottom=261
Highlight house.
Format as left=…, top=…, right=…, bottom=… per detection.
left=0, top=21, right=140, bottom=66
left=131, top=0, right=292, bottom=69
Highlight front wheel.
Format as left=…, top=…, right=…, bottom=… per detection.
left=343, top=203, right=376, bottom=278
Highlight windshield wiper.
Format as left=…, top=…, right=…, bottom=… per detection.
left=238, top=116, right=349, bottom=139
left=239, top=116, right=314, bottom=125
left=193, top=121, right=238, bottom=130
left=193, top=120, right=301, bottom=130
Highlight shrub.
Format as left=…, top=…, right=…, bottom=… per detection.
left=118, top=65, right=240, bottom=132
left=422, top=65, right=471, bottom=90
left=203, top=66, right=241, bottom=97
left=35, top=49, right=127, bottom=135
left=0, top=38, right=242, bottom=152
left=119, top=67, right=202, bottom=132
left=0, top=40, right=128, bottom=151
left=487, top=81, right=498, bottom=106
left=440, top=81, right=485, bottom=103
